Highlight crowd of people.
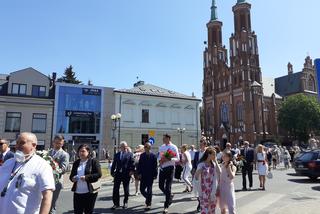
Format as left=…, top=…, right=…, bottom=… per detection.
left=0, top=132, right=317, bottom=214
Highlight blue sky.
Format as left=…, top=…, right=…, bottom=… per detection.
left=0, top=0, right=319, bottom=98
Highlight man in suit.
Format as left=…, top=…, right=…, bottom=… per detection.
left=137, top=142, right=158, bottom=211
left=0, top=138, right=14, bottom=166
left=240, top=141, right=255, bottom=190
left=111, top=141, right=135, bottom=210
left=49, top=135, right=70, bottom=214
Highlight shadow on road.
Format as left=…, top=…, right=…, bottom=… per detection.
left=311, top=186, right=320, bottom=191
left=287, top=173, right=302, bottom=177
left=288, top=178, right=320, bottom=184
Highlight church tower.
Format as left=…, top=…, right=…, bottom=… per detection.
left=203, top=0, right=266, bottom=145
left=229, top=0, right=264, bottom=143
left=203, top=0, right=230, bottom=144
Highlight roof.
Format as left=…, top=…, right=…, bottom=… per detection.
left=262, top=77, right=282, bottom=99
left=115, top=83, right=200, bottom=101
left=10, top=67, right=49, bottom=80
left=275, top=72, right=302, bottom=97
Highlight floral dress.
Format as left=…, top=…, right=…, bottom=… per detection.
left=198, top=162, right=218, bottom=214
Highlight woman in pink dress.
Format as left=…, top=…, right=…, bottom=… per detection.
left=195, top=147, right=221, bottom=214
left=219, top=150, right=236, bottom=214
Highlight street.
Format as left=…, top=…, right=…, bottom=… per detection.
left=57, top=167, right=320, bottom=214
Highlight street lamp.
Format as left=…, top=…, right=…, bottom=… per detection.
left=177, top=128, right=186, bottom=146
left=111, top=113, right=121, bottom=155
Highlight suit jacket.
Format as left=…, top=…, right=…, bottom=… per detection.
left=49, top=149, right=70, bottom=176
left=111, top=151, right=135, bottom=177
left=0, top=150, right=15, bottom=163
left=192, top=151, right=201, bottom=170
left=137, top=152, right=158, bottom=180
left=240, top=147, right=255, bottom=164
left=69, top=158, right=102, bottom=193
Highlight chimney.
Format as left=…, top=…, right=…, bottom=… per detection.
left=287, top=62, right=293, bottom=75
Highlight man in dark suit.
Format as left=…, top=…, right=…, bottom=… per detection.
left=240, top=141, right=255, bottom=190
left=49, top=135, right=70, bottom=214
left=111, top=141, right=135, bottom=210
left=0, top=138, right=14, bottom=166
left=137, top=142, right=158, bottom=211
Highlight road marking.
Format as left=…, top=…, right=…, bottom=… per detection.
left=237, top=193, right=284, bottom=214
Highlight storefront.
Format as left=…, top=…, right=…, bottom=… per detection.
left=53, top=83, right=104, bottom=157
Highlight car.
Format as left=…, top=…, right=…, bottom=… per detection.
left=293, top=149, right=320, bottom=180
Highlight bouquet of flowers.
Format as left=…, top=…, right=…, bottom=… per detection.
left=162, top=149, right=176, bottom=160
left=36, top=150, right=62, bottom=184
left=236, top=155, right=246, bottom=167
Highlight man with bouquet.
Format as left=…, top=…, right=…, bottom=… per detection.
left=158, top=134, right=180, bottom=214
left=49, top=134, right=70, bottom=214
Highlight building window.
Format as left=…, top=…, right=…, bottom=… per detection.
left=307, top=76, right=315, bottom=91
left=142, top=109, right=149, bottom=123
left=5, top=112, right=21, bottom=132
left=236, top=103, right=243, bottom=121
left=220, top=102, right=229, bottom=123
left=141, top=134, right=149, bottom=145
left=32, top=85, right=46, bottom=97
left=12, top=83, right=26, bottom=95
left=32, top=114, right=47, bottom=133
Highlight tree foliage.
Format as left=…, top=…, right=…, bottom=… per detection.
left=278, top=94, right=320, bottom=142
left=57, top=65, right=81, bottom=84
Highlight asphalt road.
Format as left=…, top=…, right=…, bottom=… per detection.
left=57, top=167, right=320, bottom=214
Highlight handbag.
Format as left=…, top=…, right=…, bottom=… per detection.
left=90, top=159, right=101, bottom=193
left=267, top=171, right=273, bottom=179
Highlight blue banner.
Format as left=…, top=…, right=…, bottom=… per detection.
left=315, top=59, right=320, bottom=101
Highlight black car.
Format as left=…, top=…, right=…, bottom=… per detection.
left=293, top=150, right=320, bottom=180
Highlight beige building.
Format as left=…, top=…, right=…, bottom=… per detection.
left=0, top=67, right=54, bottom=150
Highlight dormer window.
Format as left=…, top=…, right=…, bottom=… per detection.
left=12, top=83, right=26, bottom=95
left=32, top=85, right=46, bottom=97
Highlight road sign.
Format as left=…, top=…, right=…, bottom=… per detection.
left=148, top=137, right=155, bottom=145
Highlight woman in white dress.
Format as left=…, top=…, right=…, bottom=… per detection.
left=256, top=144, right=268, bottom=190
left=180, top=144, right=193, bottom=192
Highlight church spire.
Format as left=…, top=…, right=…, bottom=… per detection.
left=210, top=0, right=218, bottom=21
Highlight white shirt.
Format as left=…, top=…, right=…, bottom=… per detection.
left=189, top=149, right=197, bottom=161
left=158, top=142, right=180, bottom=169
left=75, top=160, right=89, bottom=194
left=2, top=148, right=10, bottom=160
left=182, top=151, right=192, bottom=169
left=0, top=154, right=55, bottom=214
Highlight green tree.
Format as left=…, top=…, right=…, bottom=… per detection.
left=57, top=65, right=81, bottom=84
left=278, top=94, right=320, bottom=142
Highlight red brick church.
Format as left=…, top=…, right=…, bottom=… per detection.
left=202, top=0, right=282, bottom=145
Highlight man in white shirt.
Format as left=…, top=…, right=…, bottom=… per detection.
left=158, top=134, right=180, bottom=214
left=0, top=132, right=55, bottom=214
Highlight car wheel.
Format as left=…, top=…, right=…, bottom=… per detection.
left=309, top=176, right=318, bottom=181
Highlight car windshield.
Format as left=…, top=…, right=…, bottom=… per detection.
left=298, top=152, right=317, bottom=161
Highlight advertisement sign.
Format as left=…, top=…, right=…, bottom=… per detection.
left=65, top=110, right=94, bottom=117
left=82, top=88, right=101, bottom=96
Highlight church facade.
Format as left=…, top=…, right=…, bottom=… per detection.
left=202, top=0, right=282, bottom=145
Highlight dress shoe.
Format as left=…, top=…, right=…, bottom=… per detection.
left=111, top=205, right=120, bottom=210
left=242, top=187, right=247, bottom=191
left=122, top=203, right=128, bottom=209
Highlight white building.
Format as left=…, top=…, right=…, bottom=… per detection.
left=114, top=81, right=201, bottom=152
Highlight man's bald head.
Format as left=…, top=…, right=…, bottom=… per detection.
left=16, top=132, right=38, bottom=155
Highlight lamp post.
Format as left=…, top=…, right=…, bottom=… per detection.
left=111, top=113, right=121, bottom=155
left=177, top=128, right=186, bottom=147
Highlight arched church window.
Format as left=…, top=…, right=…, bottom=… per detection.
left=307, top=76, right=315, bottom=91
left=220, top=102, right=229, bottom=123
left=236, top=102, right=243, bottom=121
